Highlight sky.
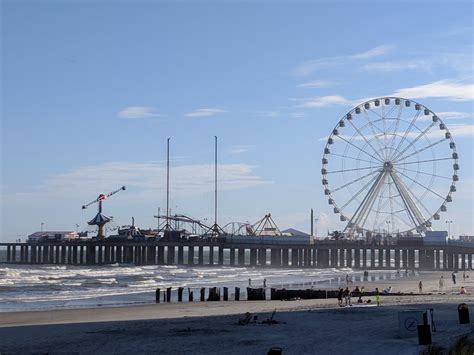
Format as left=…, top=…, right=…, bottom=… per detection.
left=1, top=0, right=473, bottom=242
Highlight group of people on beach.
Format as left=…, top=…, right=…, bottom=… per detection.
left=437, top=272, right=469, bottom=294
left=337, top=285, right=384, bottom=307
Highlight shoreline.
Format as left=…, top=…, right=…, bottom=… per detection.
left=1, top=271, right=472, bottom=328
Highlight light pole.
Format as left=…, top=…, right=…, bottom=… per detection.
left=314, top=218, right=319, bottom=237
left=386, top=220, right=391, bottom=235
left=40, top=222, right=44, bottom=232
left=446, top=220, right=453, bottom=239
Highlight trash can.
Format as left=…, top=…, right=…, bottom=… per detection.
left=458, top=303, right=470, bottom=324
left=417, top=324, right=432, bottom=345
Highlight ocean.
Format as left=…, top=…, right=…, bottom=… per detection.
left=0, top=263, right=404, bottom=312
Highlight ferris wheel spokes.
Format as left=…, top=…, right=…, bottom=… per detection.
left=335, top=134, right=385, bottom=163
left=394, top=138, right=446, bottom=163
left=346, top=117, right=386, bottom=162
left=389, top=107, right=424, bottom=160
left=392, top=120, right=437, bottom=162
left=331, top=169, right=379, bottom=194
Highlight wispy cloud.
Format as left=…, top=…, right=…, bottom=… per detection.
left=294, top=95, right=352, bottom=108
left=317, top=123, right=474, bottom=142
left=351, top=45, right=393, bottom=59
left=229, top=145, right=255, bottom=154
left=185, top=108, right=226, bottom=117
left=446, top=123, right=474, bottom=138
left=391, top=80, right=474, bottom=101
left=118, top=106, right=161, bottom=119
left=12, top=161, right=271, bottom=202
left=437, top=112, right=473, bottom=120
left=293, top=45, right=393, bottom=76
left=297, top=80, right=335, bottom=89
left=363, top=60, right=433, bottom=72
left=295, top=79, right=473, bottom=110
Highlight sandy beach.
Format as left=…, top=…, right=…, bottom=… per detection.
left=1, top=271, right=474, bottom=354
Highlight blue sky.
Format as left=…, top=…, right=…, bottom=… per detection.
left=1, top=0, right=473, bottom=241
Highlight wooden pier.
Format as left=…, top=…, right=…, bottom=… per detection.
left=1, top=241, right=473, bottom=271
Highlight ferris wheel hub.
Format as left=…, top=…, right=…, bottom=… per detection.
left=383, top=161, right=394, bottom=171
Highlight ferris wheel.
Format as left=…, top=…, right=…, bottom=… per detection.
left=321, top=97, right=459, bottom=237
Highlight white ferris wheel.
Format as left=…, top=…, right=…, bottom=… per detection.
left=321, top=97, right=459, bottom=237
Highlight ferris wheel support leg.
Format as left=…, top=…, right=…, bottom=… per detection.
left=344, top=171, right=386, bottom=237
left=390, top=172, right=430, bottom=232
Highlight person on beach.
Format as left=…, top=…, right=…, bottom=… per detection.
left=248, top=278, right=252, bottom=287
left=460, top=286, right=468, bottom=295
left=463, top=271, right=466, bottom=282
left=452, top=272, right=457, bottom=285
left=342, top=287, right=351, bottom=306
left=337, top=288, right=343, bottom=307
left=418, top=281, right=423, bottom=293
left=375, top=288, right=380, bottom=306
left=439, top=276, right=445, bottom=291
left=263, top=278, right=267, bottom=288
left=346, top=274, right=349, bottom=284
left=382, top=286, right=392, bottom=294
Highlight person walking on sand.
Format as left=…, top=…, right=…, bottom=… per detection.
left=343, top=287, right=351, bottom=306
left=263, top=278, right=267, bottom=288
left=375, top=287, right=381, bottom=306
left=337, top=288, right=343, bottom=307
left=452, top=272, right=457, bottom=285
left=439, top=276, right=445, bottom=291
left=463, top=271, right=466, bottom=282
left=248, top=278, right=252, bottom=287
left=346, top=274, right=350, bottom=284
left=418, top=281, right=423, bottom=293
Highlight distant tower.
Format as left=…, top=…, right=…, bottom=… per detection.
left=311, top=208, right=314, bottom=236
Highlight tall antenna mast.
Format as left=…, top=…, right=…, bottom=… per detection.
left=166, top=137, right=170, bottom=230
left=214, top=135, right=218, bottom=229
left=206, top=135, right=224, bottom=237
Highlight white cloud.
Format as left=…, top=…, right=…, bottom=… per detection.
left=317, top=123, right=474, bottom=142
left=446, top=123, right=474, bottom=138
left=351, top=45, right=393, bottom=59
left=297, top=80, right=335, bottom=89
left=185, top=108, right=226, bottom=117
left=229, top=145, right=255, bottom=154
left=391, top=80, right=474, bottom=101
left=295, top=95, right=351, bottom=108
left=437, top=112, right=473, bottom=120
left=11, top=161, right=271, bottom=202
left=294, top=45, right=393, bottom=76
left=363, top=60, right=433, bottom=72
left=118, top=106, right=161, bottom=119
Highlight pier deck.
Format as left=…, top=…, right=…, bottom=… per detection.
left=1, top=240, right=474, bottom=271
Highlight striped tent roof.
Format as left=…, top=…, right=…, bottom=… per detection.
left=88, top=213, right=112, bottom=226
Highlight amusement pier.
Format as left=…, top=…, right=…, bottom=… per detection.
left=2, top=97, right=470, bottom=271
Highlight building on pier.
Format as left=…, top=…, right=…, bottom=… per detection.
left=27, top=231, right=79, bottom=243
